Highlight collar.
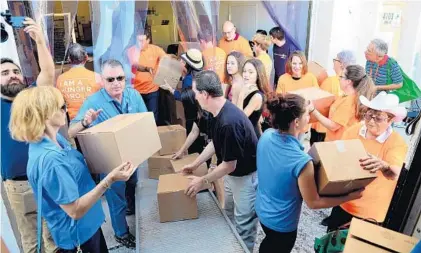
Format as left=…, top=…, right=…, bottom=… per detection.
left=71, top=64, right=85, bottom=68
left=100, top=88, right=127, bottom=103
left=359, top=123, right=393, bottom=143
left=34, top=134, right=71, bottom=154
left=276, top=131, right=305, bottom=150
left=226, top=33, right=240, bottom=41
left=378, top=55, right=389, bottom=66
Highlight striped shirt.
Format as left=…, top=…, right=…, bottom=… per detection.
left=365, top=58, right=403, bottom=86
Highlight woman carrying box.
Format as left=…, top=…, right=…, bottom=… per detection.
left=9, top=86, right=134, bottom=252
left=310, top=65, right=376, bottom=141
left=315, top=92, right=408, bottom=232
left=256, top=93, right=363, bottom=253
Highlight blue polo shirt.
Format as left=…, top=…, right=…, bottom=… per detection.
left=1, top=98, right=28, bottom=180
left=256, top=129, right=312, bottom=232
left=27, top=133, right=105, bottom=249
left=365, top=58, right=403, bottom=86
left=71, top=87, right=147, bottom=126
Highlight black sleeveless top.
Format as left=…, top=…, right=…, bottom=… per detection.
left=243, top=90, right=263, bottom=138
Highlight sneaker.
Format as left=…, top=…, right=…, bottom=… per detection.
left=115, top=232, right=136, bottom=248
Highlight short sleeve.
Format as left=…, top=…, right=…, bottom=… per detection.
left=220, top=125, right=244, bottom=162
left=157, top=47, right=166, bottom=58
left=390, top=61, right=403, bottom=84
left=276, top=76, right=285, bottom=94
left=384, top=140, right=407, bottom=168
left=330, top=100, right=355, bottom=127
left=43, top=165, right=79, bottom=205
left=294, top=157, right=312, bottom=178
left=70, top=98, right=93, bottom=124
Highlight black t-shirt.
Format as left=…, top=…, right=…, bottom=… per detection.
left=195, top=111, right=214, bottom=142
left=212, top=100, right=258, bottom=177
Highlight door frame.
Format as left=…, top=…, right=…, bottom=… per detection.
left=228, top=3, right=258, bottom=37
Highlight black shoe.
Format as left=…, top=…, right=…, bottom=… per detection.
left=115, top=232, right=136, bottom=248
left=126, top=206, right=135, bottom=216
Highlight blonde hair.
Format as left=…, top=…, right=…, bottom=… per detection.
left=9, top=86, right=65, bottom=143
left=252, top=34, right=272, bottom=51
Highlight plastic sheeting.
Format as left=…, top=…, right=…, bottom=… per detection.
left=90, top=1, right=148, bottom=81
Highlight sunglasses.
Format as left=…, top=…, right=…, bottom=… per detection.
left=60, top=104, right=67, bottom=112
left=105, top=76, right=125, bottom=83
left=364, top=112, right=389, bottom=123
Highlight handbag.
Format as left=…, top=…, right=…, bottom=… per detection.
left=387, top=57, right=421, bottom=103
left=313, top=227, right=349, bottom=253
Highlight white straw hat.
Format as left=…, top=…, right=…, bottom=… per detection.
left=181, top=48, right=204, bottom=71
left=359, top=91, right=407, bottom=122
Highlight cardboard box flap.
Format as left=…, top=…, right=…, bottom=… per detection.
left=157, top=174, right=190, bottom=193
left=289, top=87, right=333, bottom=101
left=347, top=218, right=419, bottom=252
left=157, top=125, right=185, bottom=133
left=312, top=140, right=376, bottom=181
left=80, top=113, right=154, bottom=134
left=171, top=153, right=208, bottom=177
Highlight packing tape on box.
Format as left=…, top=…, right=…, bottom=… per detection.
left=335, top=140, right=346, bottom=153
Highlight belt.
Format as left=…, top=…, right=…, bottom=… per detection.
left=11, top=175, right=28, bottom=181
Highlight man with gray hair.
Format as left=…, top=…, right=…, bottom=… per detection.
left=182, top=70, right=258, bottom=251
left=68, top=59, right=147, bottom=249
left=365, top=38, right=403, bottom=91
left=56, top=43, right=102, bottom=120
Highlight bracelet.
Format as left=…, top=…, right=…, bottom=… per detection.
left=309, top=107, right=316, bottom=113
left=203, top=177, right=211, bottom=185
left=102, top=178, right=111, bottom=190
left=81, top=120, right=89, bottom=128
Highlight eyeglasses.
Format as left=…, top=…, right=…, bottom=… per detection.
left=60, top=104, right=67, bottom=112
left=339, top=75, right=347, bottom=80
left=105, top=76, right=125, bottom=83
left=333, top=58, right=341, bottom=63
left=364, top=112, right=389, bottom=123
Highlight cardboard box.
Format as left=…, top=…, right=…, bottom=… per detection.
left=343, top=218, right=419, bottom=253
left=153, top=55, right=183, bottom=89
left=309, top=139, right=377, bottom=196
left=157, top=174, right=198, bottom=222
left=171, top=153, right=208, bottom=177
left=77, top=113, right=161, bottom=174
left=308, top=61, right=328, bottom=85
left=288, top=87, right=335, bottom=123
left=148, top=153, right=174, bottom=179
left=157, top=125, right=186, bottom=155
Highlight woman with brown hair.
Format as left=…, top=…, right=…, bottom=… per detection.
left=275, top=51, right=319, bottom=94
left=224, top=51, right=247, bottom=103
left=252, top=34, right=273, bottom=81
left=236, top=58, right=270, bottom=138
left=310, top=64, right=376, bottom=141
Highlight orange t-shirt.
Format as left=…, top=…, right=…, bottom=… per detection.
left=218, top=35, right=253, bottom=57
left=56, top=67, right=102, bottom=120
left=275, top=72, right=319, bottom=94
left=340, top=123, right=407, bottom=222
left=257, top=52, right=273, bottom=80
left=130, top=44, right=166, bottom=94
left=324, top=94, right=358, bottom=141
left=313, top=76, right=343, bottom=133
left=202, top=47, right=227, bottom=83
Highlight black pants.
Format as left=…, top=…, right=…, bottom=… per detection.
left=259, top=223, right=297, bottom=253
left=125, top=171, right=137, bottom=212
left=326, top=206, right=382, bottom=232
left=57, top=228, right=108, bottom=253
left=310, top=128, right=326, bottom=147
left=142, top=90, right=159, bottom=122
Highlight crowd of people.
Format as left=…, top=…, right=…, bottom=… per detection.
left=1, top=17, right=411, bottom=253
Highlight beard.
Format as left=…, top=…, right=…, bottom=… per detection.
left=1, top=80, right=29, bottom=98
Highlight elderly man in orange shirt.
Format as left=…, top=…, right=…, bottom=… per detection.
left=56, top=43, right=102, bottom=121
left=198, top=29, right=227, bottom=84
left=218, top=21, right=253, bottom=57
left=128, top=32, right=166, bottom=122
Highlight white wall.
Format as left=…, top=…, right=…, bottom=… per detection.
left=0, top=0, right=20, bottom=66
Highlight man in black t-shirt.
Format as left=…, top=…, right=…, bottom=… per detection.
left=182, top=71, right=258, bottom=251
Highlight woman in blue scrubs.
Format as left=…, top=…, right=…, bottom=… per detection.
left=9, top=86, right=135, bottom=253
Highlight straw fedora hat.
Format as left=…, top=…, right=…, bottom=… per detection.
left=360, top=91, right=407, bottom=122
left=181, top=48, right=204, bottom=71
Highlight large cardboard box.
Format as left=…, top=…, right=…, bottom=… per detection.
left=157, top=174, right=198, bottom=222
left=343, top=218, right=419, bottom=252
left=148, top=153, right=174, bottom=179
left=288, top=87, right=335, bottom=123
left=308, top=61, right=328, bottom=85
left=170, top=153, right=208, bottom=177
left=77, top=113, right=161, bottom=174
left=153, top=55, right=183, bottom=89
left=309, top=139, right=377, bottom=195
left=157, top=125, right=186, bottom=155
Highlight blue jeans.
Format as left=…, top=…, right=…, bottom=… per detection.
left=100, top=171, right=137, bottom=237
left=141, top=91, right=159, bottom=122
left=224, top=172, right=258, bottom=251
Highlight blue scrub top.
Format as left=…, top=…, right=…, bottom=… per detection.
left=27, top=134, right=105, bottom=249
left=71, top=87, right=147, bottom=126
left=256, top=129, right=312, bottom=233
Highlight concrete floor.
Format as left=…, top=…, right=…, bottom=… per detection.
left=106, top=125, right=411, bottom=253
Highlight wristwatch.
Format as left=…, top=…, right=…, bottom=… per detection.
left=203, top=177, right=210, bottom=185
left=81, top=119, right=89, bottom=128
